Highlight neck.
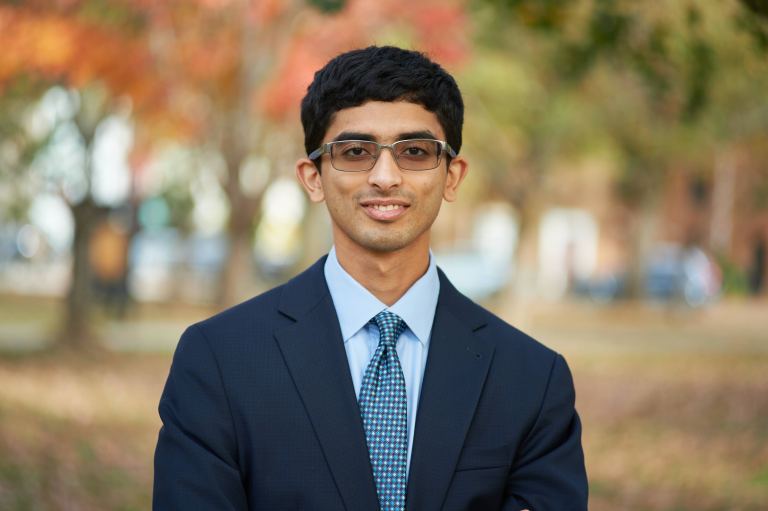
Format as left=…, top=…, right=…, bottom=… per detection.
left=334, top=239, right=430, bottom=307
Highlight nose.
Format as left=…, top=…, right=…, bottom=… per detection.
left=367, top=147, right=402, bottom=190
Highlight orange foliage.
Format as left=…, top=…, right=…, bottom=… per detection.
left=260, top=0, right=470, bottom=120
left=0, top=0, right=470, bottom=143
left=250, top=0, right=289, bottom=25
left=0, top=6, right=160, bottom=106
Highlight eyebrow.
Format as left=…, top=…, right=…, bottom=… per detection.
left=331, top=130, right=438, bottom=143
left=332, top=131, right=376, bottom=142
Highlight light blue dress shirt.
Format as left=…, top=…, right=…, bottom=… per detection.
left=324, top=247, right=439, bottom=472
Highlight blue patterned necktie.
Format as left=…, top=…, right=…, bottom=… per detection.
left=359, top=311, right=408, bottom=511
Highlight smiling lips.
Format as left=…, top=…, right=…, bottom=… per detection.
left=360, top=200, right=409, bottom=221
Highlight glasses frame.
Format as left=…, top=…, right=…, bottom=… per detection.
left=308, top=138, right=457, bottom=172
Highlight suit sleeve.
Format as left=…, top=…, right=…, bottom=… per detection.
left=153, top=325, right=248, bottom=510
left=503, top=354, right=588, bottom=510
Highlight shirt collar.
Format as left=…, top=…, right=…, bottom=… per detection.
left=324, top=246, right=440, bottom=345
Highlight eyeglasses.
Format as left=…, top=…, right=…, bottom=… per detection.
left=308, top=139, right=457, bottom=172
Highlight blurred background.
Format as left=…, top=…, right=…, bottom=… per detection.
left=1, top=0, right=767, bottom=509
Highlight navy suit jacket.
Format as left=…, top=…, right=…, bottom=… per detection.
left=153, top=256, right=588, bottom=510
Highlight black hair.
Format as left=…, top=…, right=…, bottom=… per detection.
left=300, top=46, right=464, bottom=167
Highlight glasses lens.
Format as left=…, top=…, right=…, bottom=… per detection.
left=394, top=139, right=441, bottom=170
left=330, top=141, right=377, bottom=171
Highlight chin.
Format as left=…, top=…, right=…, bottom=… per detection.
left=356, top=232, right=414, bottom=254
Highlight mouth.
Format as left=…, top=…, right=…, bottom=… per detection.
left=360, top=199, right=410, bottom=221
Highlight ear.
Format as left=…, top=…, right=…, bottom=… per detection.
left=443, top=156, right=469, bottom=202
left=296, top=158, right=325, bottom=203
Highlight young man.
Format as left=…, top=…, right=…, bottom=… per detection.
left=154, top=46, right=588, bottom=510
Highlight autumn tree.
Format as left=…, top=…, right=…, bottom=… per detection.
left=0, top=2, right=165, bottom=348
left=465, top=0, right=768, bottom=295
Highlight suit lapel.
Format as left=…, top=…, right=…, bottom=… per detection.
left=274, top=259, right=379, bottom=511
left=406, top=272, right=495, bottom=511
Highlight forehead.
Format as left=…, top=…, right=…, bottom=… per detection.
left=324, top=101, right=444, bottom=141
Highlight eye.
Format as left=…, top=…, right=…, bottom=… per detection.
left=397, top=140, right=436, bottom=159
left=404, top=146, right=428, bottom=156
left=335, top=141, right=374, bottom=159
left=346, top=147, right=368, bottom=156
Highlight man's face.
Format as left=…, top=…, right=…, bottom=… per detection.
left=296, top=101, right=468, bottom=256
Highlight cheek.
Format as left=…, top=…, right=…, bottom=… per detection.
left=416, top=176, right=447, bottom=209
left=322, top=175, right=360, bottom=199
left=319, top=179, right=341, bottom=203
left=424, top=192, right=445, bottom=220
left=322, top=182, right=357, bottom=220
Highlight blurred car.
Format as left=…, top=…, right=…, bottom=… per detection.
left=575, top=243, right=721, bottom=307
left=433, top=249, right=511, bottom=301
left=645, top=244, right=721, bottom=307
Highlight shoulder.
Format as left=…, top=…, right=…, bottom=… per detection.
left=437, top=269, right=560, bottom=372
left=475, top=300, right=558, bottom=366
left=201, top=284, right=284, bottom=328
left=187, top=257, right=328, bottom=349
left=446, top=286, right=578, bottom=424
left=176, top=285, right=286, bottom=356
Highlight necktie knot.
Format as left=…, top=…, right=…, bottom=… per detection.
left=371, top=311, right=406, bottom=350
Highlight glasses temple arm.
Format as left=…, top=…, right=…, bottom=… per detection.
left=308, top=145, right=326, bottom=160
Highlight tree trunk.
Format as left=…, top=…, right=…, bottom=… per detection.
left=213, top=0, right=303, bottom=306
left=624, top=194, right=658, bottom=298
left=59, top=198, right=106, bottom=350
left=299, top=202, right=333, bottom=269
left=709, top=151, right=736, bottom=255
left=218, top=212, right=260, bottom=307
